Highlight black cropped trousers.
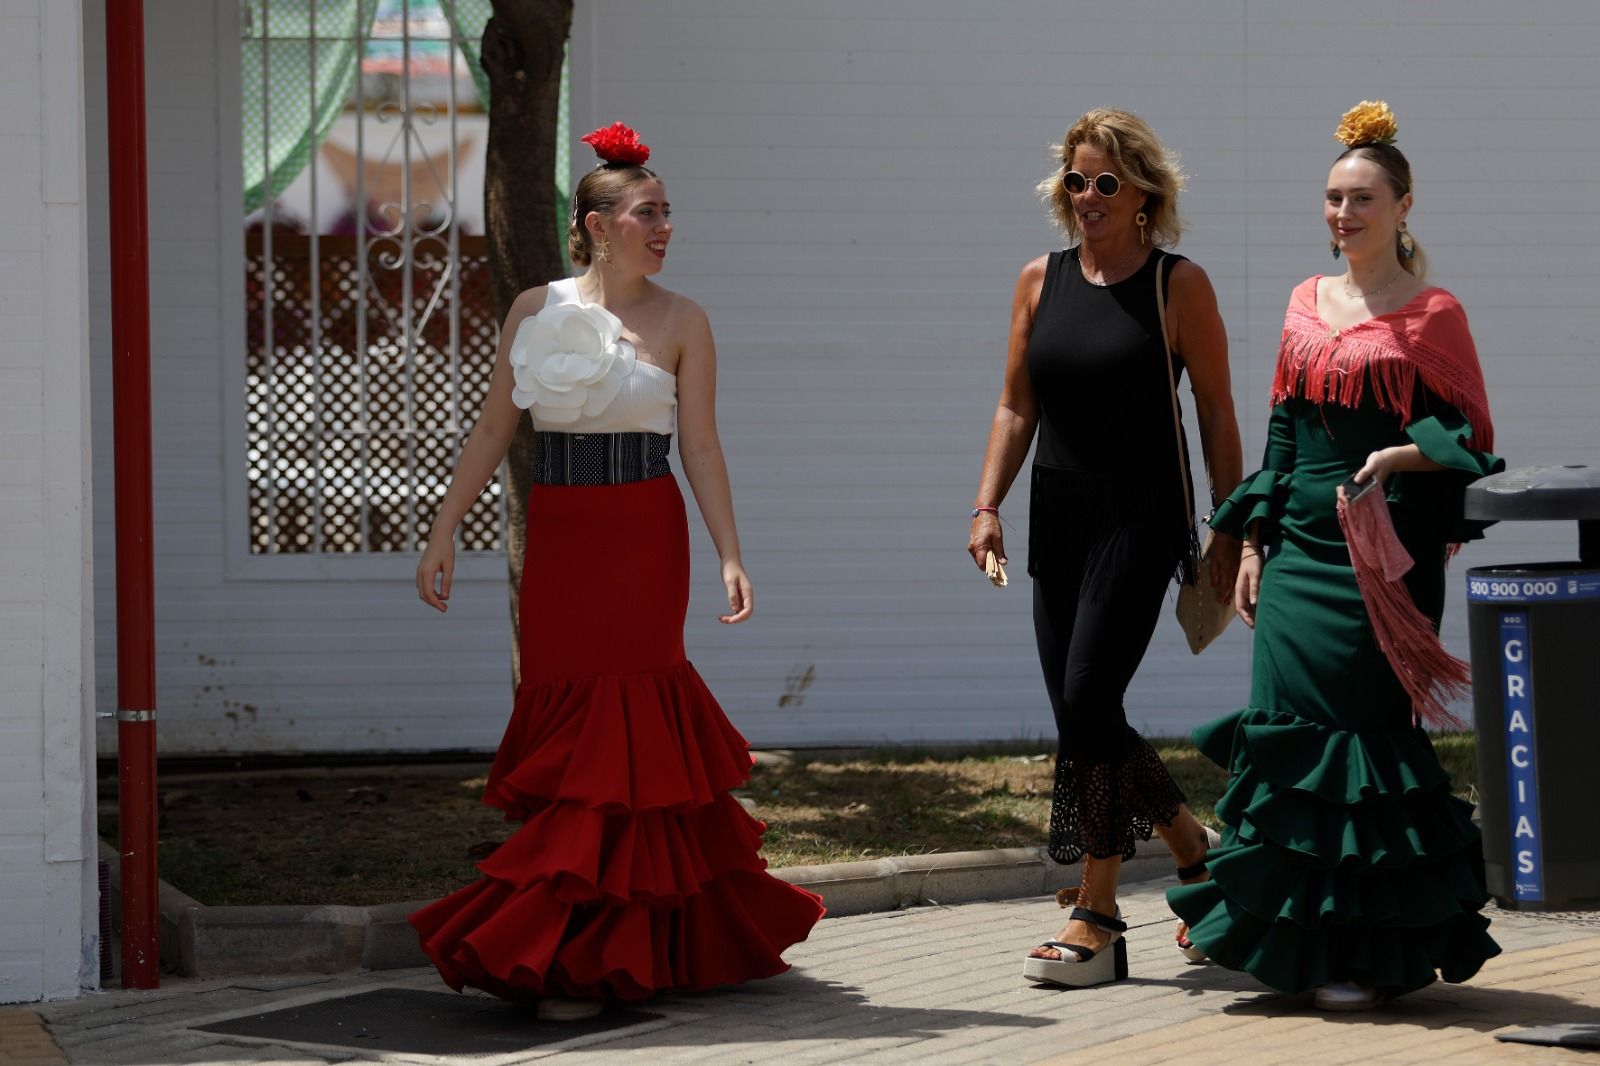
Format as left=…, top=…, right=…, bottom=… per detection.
left=1031, top=520, right=1188, bottom=864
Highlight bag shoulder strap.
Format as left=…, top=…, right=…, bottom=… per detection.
left=1153, top=253, right=1197, bottom=528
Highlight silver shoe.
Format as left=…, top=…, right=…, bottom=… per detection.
left=1314, top=981, right=1381, bottom=1012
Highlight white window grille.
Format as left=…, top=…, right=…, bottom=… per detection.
left=242, top=0, right=503, bottom=555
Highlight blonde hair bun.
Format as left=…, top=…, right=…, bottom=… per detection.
left=1335, top=100, right=1398, bottom=148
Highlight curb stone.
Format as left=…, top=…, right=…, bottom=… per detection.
left=102, top=836, right=1181, bottom=979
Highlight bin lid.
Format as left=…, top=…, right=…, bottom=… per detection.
left=1464, top=465, right=1600, bottom=521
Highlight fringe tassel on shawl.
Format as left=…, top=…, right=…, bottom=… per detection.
left=1272, top=327, right=1424, bottom=426
left=1337, top=487, right=1470, bottom=730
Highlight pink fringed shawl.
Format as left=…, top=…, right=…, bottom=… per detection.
left=1276, top=278, right=1494, bottom=728
left=1337, top=488, right=1470, bottom=729
left=1274, top=278, right=1494, bottom=452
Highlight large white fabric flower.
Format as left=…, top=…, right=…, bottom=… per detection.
left=507, top=302, right=636, bottom=423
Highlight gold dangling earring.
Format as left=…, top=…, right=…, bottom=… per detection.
left=1398, top=221, right=1415, bottom=260
left=595, top=238, right=612, bottom=264
left=1135, top=210, right=1149, bottom=245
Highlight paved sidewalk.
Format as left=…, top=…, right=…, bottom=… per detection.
left=0, top=1007, right=69, bottom=1066
left=23, top=883, right=1600, bottom=1065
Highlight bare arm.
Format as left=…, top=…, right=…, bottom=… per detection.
left=968, top=257, right=1046, bottom=570
left=674, top=299, right=752, bottom=624
left=414, top=286, right=542, bottom=611
left=1350, top=444, right=1446, bottom=487
left=1169, top=259, right=1244, bottom=601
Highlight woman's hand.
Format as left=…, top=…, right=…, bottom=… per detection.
left=1343, top=444, right=1446, bottom=504
left=968, top=513, right=1006, bottom=572
left=416, top=532, right=456, bottom=613
left=1347, top=447, right=1401, bottom=495
left=1207, top=530, right=1242, bottom=605
left=1234, top=545, right=1263, bottom=628
left=720, top=559, right=754, bottom=624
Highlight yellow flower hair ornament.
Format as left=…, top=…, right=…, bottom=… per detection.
left=1335, top=100, right=1398, bottom=147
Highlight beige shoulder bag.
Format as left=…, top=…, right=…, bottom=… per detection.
left=1154, top=253, right=1234, bottom=654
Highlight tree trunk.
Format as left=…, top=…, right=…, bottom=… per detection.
left=480, top=0, right=572, bottom=688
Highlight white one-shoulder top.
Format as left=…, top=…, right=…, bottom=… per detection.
left=512, top=277, right=677, bottom=436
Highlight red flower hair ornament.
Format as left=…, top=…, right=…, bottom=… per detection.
left=581, top=122, right=651, bottom=167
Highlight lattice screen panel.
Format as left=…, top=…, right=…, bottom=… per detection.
left=245, top=231, right=502, bottom=554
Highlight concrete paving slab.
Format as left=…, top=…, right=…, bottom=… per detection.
left=30, top=886, right=1600, bottom=1066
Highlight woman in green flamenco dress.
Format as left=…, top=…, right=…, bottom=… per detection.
left=1167, top=102, right=1504, bottom=1012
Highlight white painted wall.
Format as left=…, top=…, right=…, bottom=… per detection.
left=87, top=1, right=1600, bottom=756
left=569, top=0, right=1600, bottom=745
left=88, top=2, right=517, bottom=755
left=0, top=0, right=97, bottom=1004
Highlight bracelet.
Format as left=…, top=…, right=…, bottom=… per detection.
left=972, top=506, right=1000, bottom=518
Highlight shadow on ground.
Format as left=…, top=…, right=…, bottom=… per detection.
left=1224, top=980, right=1598, bottom=1030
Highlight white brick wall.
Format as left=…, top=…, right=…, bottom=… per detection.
left=0, top=0, right=96, bottom=1005
left=86, top=1, right=1600, bottom=755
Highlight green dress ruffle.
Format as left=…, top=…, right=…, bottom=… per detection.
left=1168, top=383, right=1505, bottom=997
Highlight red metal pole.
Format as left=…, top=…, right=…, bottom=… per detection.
left=105, top=0, right=160, bottom=989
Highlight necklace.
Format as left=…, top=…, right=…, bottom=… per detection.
left=1080, top=244, right=1145, bottom=287
left=1342, top=267, right=1406, bottom=301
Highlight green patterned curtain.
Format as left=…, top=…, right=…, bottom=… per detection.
left=241, top=0, right=378, bottom=214
left=243, top=0, right=571, bottom=245
left=444, top=1, right=572, bottom=248
left=442, top=0, right=493, bottom=106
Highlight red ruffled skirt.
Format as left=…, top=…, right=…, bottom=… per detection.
left=409, top=475, right=823, bottom=1001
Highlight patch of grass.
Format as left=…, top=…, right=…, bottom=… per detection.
left=99, top=769, right=513, bottom=908
left=99, top=734, right=1478, bottom=907
left=1429, top=731, right=1480, bottom=804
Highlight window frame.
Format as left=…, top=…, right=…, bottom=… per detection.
left=219, top=0, right=506, bottom=582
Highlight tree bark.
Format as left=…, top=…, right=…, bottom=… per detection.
left=480, top=0, right=572, bottom=688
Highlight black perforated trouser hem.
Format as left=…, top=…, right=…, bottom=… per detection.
left=1047, top=738, right=1187, bottom=864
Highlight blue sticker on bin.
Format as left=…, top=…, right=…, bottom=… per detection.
left=1467, top=573, right=1600, bottom=603
left=1499, top=611, right=1543, bottom=903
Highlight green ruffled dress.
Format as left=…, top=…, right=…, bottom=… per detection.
left=1166, top=381, right=1505, bottom=997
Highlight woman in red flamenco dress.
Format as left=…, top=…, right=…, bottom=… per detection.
left=410, top=123, right=823, bottom=1014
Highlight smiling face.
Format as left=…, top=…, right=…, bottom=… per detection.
left=1065, top=143, right=1147, bottom=244
left=1325, top=155, right=1411, bottom=262
left=588, top=179, right=672, bottom=274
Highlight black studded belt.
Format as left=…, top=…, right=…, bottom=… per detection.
left=531, top=431, right=673, bottom=485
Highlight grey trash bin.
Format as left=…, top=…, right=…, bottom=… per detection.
left=1464, top=465, right=1600, bottom=911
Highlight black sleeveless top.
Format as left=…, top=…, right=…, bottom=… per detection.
left=1023, top=247, right=1195, bottom=582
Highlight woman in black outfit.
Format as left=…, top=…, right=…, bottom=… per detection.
left=968, top=108, right=1244, bottom=988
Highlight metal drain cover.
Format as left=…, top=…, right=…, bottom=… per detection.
left=195, top=988, right=661, bottom=1055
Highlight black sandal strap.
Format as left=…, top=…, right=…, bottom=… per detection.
left=1039, top=940, right=1095, bottom=962
left=1175, top=860, right=1208, bottom=881
left=1069, top=907, right=1127, bottom=934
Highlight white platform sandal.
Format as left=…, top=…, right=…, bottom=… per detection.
left=1022, top=906, right=1129, bottom=988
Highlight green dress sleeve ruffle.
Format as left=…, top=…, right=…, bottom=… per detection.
left=1209, top=467, right=1292, bottom=543
left=1203, top=403, right=1292, bottom=544
left=1393, top=402, right=1505, bottom=544
left=1209, top=402, right=1297, bottom=544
